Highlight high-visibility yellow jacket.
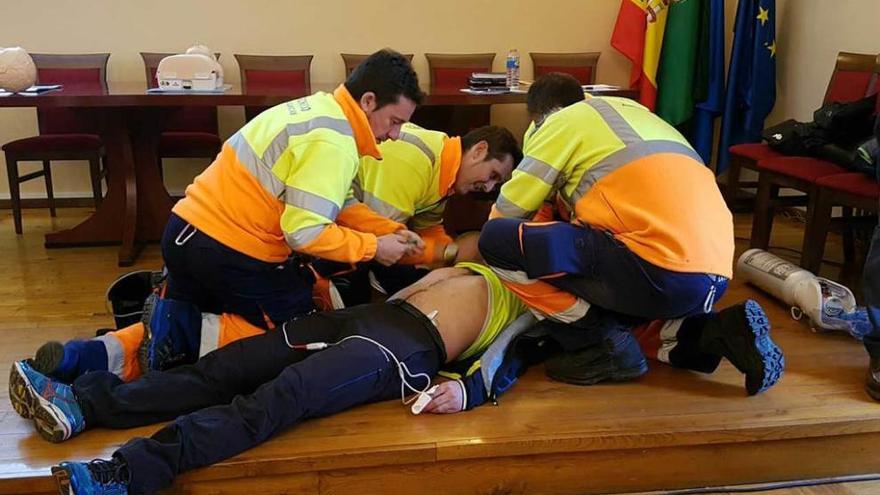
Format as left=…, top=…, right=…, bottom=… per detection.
left=173, top=85, right=403, bottom=264
left=494, top=96, right=734, bottom=278
left=352, top=123, right=461, bottom=265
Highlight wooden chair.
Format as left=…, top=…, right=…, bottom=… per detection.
left=424, top=52, right=496, bottom=94
left=139, top=52, right=222, bottom=176
left=530, top=52, right=601, bottom=85
left=750, top=157, right=851, bottom=250
left=750, top=53, right=880, bottom=251
left=2, top=53, right=109, bottom=234
left=234, top=54, right=313, bottom=122
left=341, top=53, right=414, bottom=77
left=801, top=173, right=879, bottom=274
left=726, top=51, right=880, bottom=206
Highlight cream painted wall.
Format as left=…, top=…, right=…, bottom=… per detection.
left=0, top=0, right=634, bottom=199
left=770, top=0, right=880, bottom=125
left=2, top=0, right=877, bottom=199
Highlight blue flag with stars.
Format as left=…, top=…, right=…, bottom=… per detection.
left=716, top=0, right=776, bottom=174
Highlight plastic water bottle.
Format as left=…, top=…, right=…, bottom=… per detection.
left=506, top=49, right=520, bottom=90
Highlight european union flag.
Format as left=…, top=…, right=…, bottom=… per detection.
left=716, top=0, right=777, bottom=174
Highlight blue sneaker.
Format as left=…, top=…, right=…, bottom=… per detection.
left=8, top=360, right=36, bottom=419
left=52, top=458, right=130, bottom=495
left=9, top=360, right=85, bottom=442
left=138, top=293, right=202, bottom=373
left=136, top=291, right=158, bottom=375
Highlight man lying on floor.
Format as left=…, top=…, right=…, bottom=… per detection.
left=11, top=261, right=777, bottom=495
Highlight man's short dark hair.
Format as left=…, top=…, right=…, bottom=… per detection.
left=345, top=49, right=424, bottom=108
left=461, top=126, right=523, bottom=166
left=526, top=72, right=585, bottom=118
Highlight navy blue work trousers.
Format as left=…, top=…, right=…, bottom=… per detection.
left=73, top=301, right=444, bottom=494
left=161, top=213, right=314, bottom=328
left=479, top=218, right=728, bottom=322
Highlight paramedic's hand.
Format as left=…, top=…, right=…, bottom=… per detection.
left=395, top=229, right=425, bottom=257
left=375, top=233, right=410, bottom=266
left=423, top=380, right=465, bottom=414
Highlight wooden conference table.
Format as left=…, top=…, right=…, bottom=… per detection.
left=0, top=82, right=636, bottom=266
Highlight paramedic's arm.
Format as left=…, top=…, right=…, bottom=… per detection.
left=489, top=118, right=572, bottom=220
left=280, top=141, right=408, bottom=264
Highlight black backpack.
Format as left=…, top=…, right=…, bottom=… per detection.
left=813, top=93, right=878, bottom=148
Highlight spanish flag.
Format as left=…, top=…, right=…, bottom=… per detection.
left=610, top=0, right=670, bottom=111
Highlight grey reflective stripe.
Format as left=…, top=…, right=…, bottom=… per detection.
left=362, top=191, right=409, bottom=222
left=342, top=196, right=360, bottom=209
left=518, top=156, right=560, bottom=186
left=263, top=117, right=354, bottom=167
left=550, top=299, right=590, bottom=323
left=97, top=334, right=125, bottom=378
left=585, top=99, right=641, bottom=144
left=399, top=132, right=436, bottom=164
left=228, top=133, right=286, bottom=197
left=412, top=207, right=444, bottom=228
left=286, top=187, right=340, bottom=220
left=285, top=224, right=326, bottom=248
left=569, top=139, right=702, bottom=205
left=198, top=313, right=221, bottom=358
left=495, top=194, right=535, bottom=219
left=350, top=177, right=364, bottom=201
left=228, top=116, right=354, bottom=199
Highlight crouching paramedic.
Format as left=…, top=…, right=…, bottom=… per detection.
left=313, top=123, right=521, bottom=306
left=19, top=49, right=425, bottom=383
left=507, top=73, right=783, bottom=395
left=479, top=89, right=737, bottom=381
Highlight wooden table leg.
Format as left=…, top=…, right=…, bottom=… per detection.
left=44, top=108, right=133, bottom=250
left=120, top=108, right=174, bottom=266
left=44, top=107, right=174, bottom=267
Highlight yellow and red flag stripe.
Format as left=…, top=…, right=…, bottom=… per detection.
left=610, top=0, right=670, bottom=110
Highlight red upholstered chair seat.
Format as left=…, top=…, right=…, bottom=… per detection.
left=2, top=134, right=103, bottom=153
left=757, top=157, right=849, bottom=182
left=816, top=173, right=880, bottom=198
left=729, top=143, right=784, bottom=162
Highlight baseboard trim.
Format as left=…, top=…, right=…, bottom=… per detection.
left=0, top=194, right=185, bottom=210
left=0, top=197, right=97, bottom=209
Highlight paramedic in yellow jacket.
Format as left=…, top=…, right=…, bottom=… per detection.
left=20, top=50, right=428, bottom=382
left=164, top=48, right=425, bottom=330
left=314, top=123, right=522, bottom=305
left=508, top=73, right=782, bottom=395
left=478, top=76, right=735, bottom=343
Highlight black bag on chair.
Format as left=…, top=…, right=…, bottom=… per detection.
left=762, top=119, right=830, bottom=156
left=813, top=93, right=878, bottom=147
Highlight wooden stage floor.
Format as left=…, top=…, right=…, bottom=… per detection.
left=0, top=209, right=878, bottom=494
